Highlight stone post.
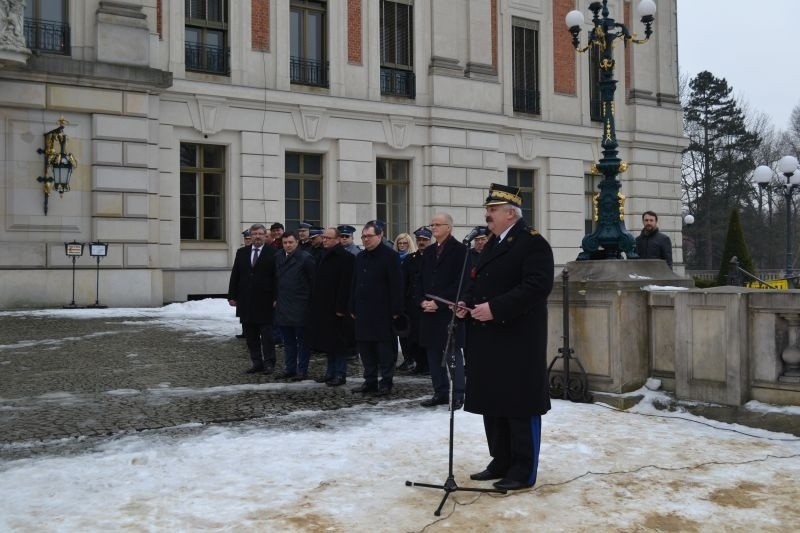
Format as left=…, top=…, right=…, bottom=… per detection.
left=778, top=313, right=800, bottom=383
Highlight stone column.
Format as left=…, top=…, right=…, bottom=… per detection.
left=0, top=0, right=31, bottom=68
left=778, top=313, right=800, bottom=383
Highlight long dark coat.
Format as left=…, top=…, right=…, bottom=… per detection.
left=415, top=235, right=468, bottom=351
left=306, top=245, right=356, bottom=353
left=401, top=250, right=424, bottom=342
left=228, top=245, right=276, bottom=324
left=274, top=249, right=315, bottom=327
left=349, top=243, right=403, bottom=342
left=463, top=219, right=554, bottom=418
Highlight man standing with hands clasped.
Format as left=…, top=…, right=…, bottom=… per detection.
left=456, top=183, right=554, bottom=492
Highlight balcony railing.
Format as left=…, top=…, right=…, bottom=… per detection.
left=185, top=42, right=230, bottom=75
left=24, top=18, right=70, bottom=55
left=290, top=56, right=329, bottom=87
left=380, top=67, right=415, bottom=98
left=513, top=88, right=541, bottom=115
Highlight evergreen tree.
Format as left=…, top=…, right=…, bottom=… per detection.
left=682, top=71, right=762, bottom=271
left=717, top=208, right=755, bottom=285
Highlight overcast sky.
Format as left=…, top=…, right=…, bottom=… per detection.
left=677, top=0, right=799, bottom=131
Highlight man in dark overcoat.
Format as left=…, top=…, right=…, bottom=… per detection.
left=349, top=221, right=403, bottom=395
left=228, top=223, right=277, bottom=374
left=274, top=231, right=316, bottom=380
left=457, top=183, right=554, bottom=492
left=397, top=226, right=431, bottom=374
left=307, top=227, right=356, bottom=387
left=415, top=213, right=468, bottom=408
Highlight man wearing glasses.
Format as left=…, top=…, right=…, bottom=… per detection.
left=349, top=221, right=403, bottom=396
left=415, top=213, right=467, bottom=409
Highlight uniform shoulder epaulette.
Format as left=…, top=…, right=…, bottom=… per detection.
left=527, top=227, right=539, bottom=236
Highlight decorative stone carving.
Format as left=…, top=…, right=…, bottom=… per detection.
left=0, top=0, right=31, bottom=68
left=383, top=115, right=413, bottom=150
left=517, top=133, right=537, bottom=161
left=292, top=107, right=327, bottom=143
left=188, top=96, right=228, bottom=136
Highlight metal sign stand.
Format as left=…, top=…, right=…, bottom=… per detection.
left=63, top=241, right=84, bottom=309
left=87, top=242, right=109, bottom=308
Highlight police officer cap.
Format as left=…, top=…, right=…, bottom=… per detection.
left=298, top=221, right=313, bottom=229
left=242, top=229, right=251, bottom=237
left=413, top=226, right=432, bottom=239
left=309, top=226, right=324, bottom=237
left=270, top=222, right=284, bottom=230
left=484, top=183, right=523, bottom=208
left=337, top=224, right=356, bottom=236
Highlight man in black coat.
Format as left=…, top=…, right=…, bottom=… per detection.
left=397, top=226, right=431, bottom=374
left=415, top=213, right=467, bottom=408
left=228, top=223, right=277, bottom=374
left=635, top=211, right=673, bottom=269
left=274, top=231, right=316, bottom=381
left=307, top=227, right=356, bottom=387
left=456, top=183, right=554, bottom=492
left=349, top=221, right=403, bottom=396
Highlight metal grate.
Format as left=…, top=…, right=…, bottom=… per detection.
left=290, top=56, right=329, bottom=87
left=24, top=18, right=70, bottom=55
left=380, top=67, right=415, bottom=98
left=185, top=42, right=230, bottom=75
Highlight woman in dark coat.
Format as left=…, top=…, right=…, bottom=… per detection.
left=307, top=230, right=355, bottom=386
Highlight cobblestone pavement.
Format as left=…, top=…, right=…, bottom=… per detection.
left=0, top=314, right=432, bottom=460
left=2, top=313, right=798, bottom=463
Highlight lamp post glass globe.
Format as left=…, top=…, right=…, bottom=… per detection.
left=752, top=165, right=774, bottom=185
left=683, top=214, right=695, bottom=225
left=777, top=155, right=799, bottom=177
left=637, top=0, right=657, bottom=18
left=565, top=9, right=585, bottom=29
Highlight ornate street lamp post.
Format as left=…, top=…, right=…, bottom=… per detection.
left=752, top=155, right=800, bottom=279
left=566, top=0, right=657, bottom=260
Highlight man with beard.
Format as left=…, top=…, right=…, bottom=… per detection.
left=307, top=227, right=356, bottom=386
left=416, top=213, right=467, bottom=409
left=397, top=226, right=431, bottom=374
left=228, top=224, right=277, bottom=374
left=349, top=221, right=403, bottom=396
left=634, top=211, right=672, bottom=269
left=456, top=183, right=554, bottom=492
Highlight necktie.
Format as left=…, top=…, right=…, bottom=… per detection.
left=251, top=247, right=260, bottom=267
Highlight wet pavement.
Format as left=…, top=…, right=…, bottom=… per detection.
left=0, top=313, right=432, bottom=460
left=1, top=312, right=797, bottom=463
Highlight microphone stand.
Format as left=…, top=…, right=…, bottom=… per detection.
left=405, top=233, right=507, bottom=516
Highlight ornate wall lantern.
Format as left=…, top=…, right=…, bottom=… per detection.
left=36, top=117, right=78, bottom=215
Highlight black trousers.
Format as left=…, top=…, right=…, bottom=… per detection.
left=483, top=414, right=542, bottom=485
left=358, top=340, right=395, bottom=389
left=245, top=322, right=275, bottom=369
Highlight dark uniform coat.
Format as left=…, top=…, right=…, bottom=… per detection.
left=415, top=235, right=468, bottom=351
left=401, top=249, right=424, bottom=343
left=274, top=249, right=315, bottom=327
left=463, top=219, right=554, bottom=418
left=349, top=243, right=403, bottom=342
left=228, top=244, right=276, bottom=324
left=307, top=245, right=356, bottom=353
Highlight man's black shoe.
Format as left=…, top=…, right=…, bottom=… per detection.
left=326, top=376, right=346, bottom=387
left=450, top=398, right=464, bottom=411
left=290, top=374, right=308, bottom=382
left=351, top=383, right=378, bottom=394
left=235, top=334, right=246, bottom=339
left=374, top=386, right=392, bottom=397
left=245, top=366, right=264, bottom=374
left=493, top=478, right=532, bottom=491
left=263, top=365, right=274, bottom=375
left=420, top=396, right=448, bottom=407
left=469, top=469, right=504, bottom=481
left=276, top=371, right=296, bottom=380
left=315, top=375, right=333, bottom=383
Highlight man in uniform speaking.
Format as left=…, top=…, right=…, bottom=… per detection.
left=456, top=183, right=554, bottom=491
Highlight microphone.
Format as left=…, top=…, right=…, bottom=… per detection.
left=462, top=226, right=482, bottom=244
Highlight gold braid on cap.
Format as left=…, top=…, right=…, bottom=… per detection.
left=491, top=189, right=522, bottom=205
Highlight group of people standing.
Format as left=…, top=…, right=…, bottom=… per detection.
left=228, top=182, right=556, bottom=492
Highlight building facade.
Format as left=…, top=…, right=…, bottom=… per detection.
left=0, top=0, right=685, bottom=308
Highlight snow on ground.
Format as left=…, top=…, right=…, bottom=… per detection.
left=2, top=300, right=799, bottom=530
left=1, top=395, right=798, bottom=532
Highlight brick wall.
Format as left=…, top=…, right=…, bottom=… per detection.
left=348, top=0, right=362, bottom=64
left=553, top=0, right=577, bottom=95
left=252, top=0, right=270, bottom=51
